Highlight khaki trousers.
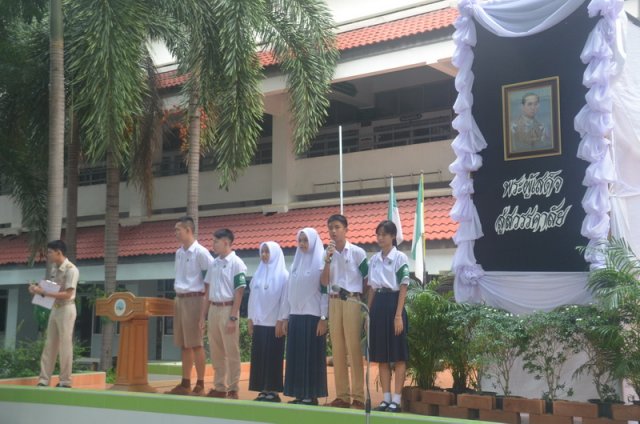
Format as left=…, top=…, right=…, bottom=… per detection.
left=39, top=303, right=77, bottom=386
left=207, top=304, right=241, bottom=392
left=329, top=297, right=364, bottom=403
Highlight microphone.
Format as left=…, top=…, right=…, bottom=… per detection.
left=325, top=240, right=336, bottom=261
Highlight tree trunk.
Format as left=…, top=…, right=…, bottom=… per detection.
left=65, top=111, right=79, bottom=262
left=186, top=95, right=201, bottom=236
left=100, top=148, right=120, bottom=371
left=47, top=0, right=65, bottom=257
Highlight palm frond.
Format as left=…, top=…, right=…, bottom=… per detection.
left=586, top=238, right=640, bottom=309
left=66, top=0, right=152, bottom=165
left=262, top=0, right=338, bottom=154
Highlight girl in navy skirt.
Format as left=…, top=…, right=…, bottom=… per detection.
left=248, top=242, right=289, bottom=402
left=279, top=227, right=329, bottom=405
left=367, top=220, right=410, bottom=413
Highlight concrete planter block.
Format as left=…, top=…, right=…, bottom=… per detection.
left=582, top=418, right=628, bottom=424
left=503, top=397, right=545, bottom=415
left=458, top=393, right=496, bottom=410
left=409, top=401, right=439, bottom=416
left=611, top=403, right=640, bottom=420
left=529, top=413, right=572, bottom=424
left=552, top=400, right=598, bottom=418
left=402, top=386, right=421, bottom=402
left=439, top=405, right=480, bottom=420
left=420, top=389, right=455, bottom=406
left=479, top=408, right=521, bottom=424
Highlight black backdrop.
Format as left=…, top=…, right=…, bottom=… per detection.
left=472, top=4, right=596, bottom=272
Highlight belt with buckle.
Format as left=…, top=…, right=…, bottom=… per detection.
left=375, top=288, right=395, bottom=293
left=210, top=301, right=233, bottom=306
left=176, top=292, right=204, bottom=298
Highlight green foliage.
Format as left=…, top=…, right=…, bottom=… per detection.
left=0, top=336, right=86, bottom=379
left=239, top=317, right=252, bottom=363
left=405, top=281, right=455, bottom=390
left=470, top=306, right=527, bottom=396
left=586, top=238, right=640, bottom=398
left=521, top=307, right=581, bottom=401
left=444, top=303, right=484, bottom=393
left=0, top=18, right=49, bottom=259
left=570, top=304, right=622, bottom=402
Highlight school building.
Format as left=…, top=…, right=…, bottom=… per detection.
left=0, top=0, right=518, bottom=359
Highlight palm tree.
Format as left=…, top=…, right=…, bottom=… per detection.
left=47, top=0, right=64, bottom=246
left=13, top=0, right=337, bottom=370
left=66, top=0, right=165, bottom=369
left=160, top=0, right=338, bottom=233
left=586, top=238, right=640, bottom=398
left=0, top=17, right=50, bottom=261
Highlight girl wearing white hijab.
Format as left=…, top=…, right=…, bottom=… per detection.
left=279, top=227, right=329, bottom=405
left=248, top=241, right=289, bottom=402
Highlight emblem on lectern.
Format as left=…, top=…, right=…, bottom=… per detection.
left=114, top=298, right=127, bottom=317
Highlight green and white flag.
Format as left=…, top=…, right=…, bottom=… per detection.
left=387, top=176, right=404, bottom=244
left=412, top=174, right=425, bottom=282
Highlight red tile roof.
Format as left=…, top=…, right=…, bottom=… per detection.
left=0, top=197, right=456, bottom=265
left=158, top=8, right=458, bottom=89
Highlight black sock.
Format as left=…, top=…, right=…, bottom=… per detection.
left=181, top=378, right=190, bottom=388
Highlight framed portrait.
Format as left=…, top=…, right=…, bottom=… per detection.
left=502, top=76, right=561, bottom=161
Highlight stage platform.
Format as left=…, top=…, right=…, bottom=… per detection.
left=0, top=385, right=486, bottom=424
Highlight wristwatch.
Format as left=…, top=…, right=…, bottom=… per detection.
left=229, top=316, right=238, bottom=322
left=320, top=315, right=327, bottom=321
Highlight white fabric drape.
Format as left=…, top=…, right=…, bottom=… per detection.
left=574, top=0, right=626, bottom=268
left=456, top=271, right=592, bottom=315
left=473, top=0, right=585, bottom=36
left=451, top=0, right=628, bottom=305
left=610, top=18, right=640, bottom=257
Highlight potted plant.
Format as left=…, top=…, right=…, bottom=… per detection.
left=568, top=304, right=623, bottom=418
left=586, top=238, right=640, bottom=419
left=521, top=307, right=581, bottom=411
left=406, top=282, right=456, bottom=410
left=471, top=306, right=528, bottom=401
left=444, top=303, right=484, bottom=395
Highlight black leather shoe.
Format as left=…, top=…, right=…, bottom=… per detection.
left=36, top=383, right=47, bottom=387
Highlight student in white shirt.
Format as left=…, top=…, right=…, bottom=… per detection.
left=247, top=241, right=289, bottom=402
left=367, top=220, right=410, bottom=413
left=320, top=214, right=368, bottom=409
left=203, top=228, right=247, bottom=399
left=166, top=216, right=213, bottom=396
left=279, top=227, right=329, bottom=405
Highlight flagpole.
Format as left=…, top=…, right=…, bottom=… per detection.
left=339, top=125, right=344, bottom=215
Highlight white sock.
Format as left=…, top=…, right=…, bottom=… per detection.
left=392, top=393, right=401, bottom=404
left=383, top=392, right=391, bottom=403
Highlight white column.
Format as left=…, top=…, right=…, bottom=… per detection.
left=4, top=288, right=19, bottom=349
left=267, top=95, right=297, bottom=205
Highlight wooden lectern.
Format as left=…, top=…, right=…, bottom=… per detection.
left=96, top=292, right=174, bottom=392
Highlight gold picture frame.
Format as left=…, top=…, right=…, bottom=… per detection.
left=502, top=76, right=561, bottom=161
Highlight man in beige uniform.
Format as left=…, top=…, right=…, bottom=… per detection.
left=30, top=240, right=79, bottom=388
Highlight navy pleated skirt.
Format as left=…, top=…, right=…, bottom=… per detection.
left=249, top=325, right=285, bottom=393
left=369, top=291, right=409, bottom=363
left=283, top=314, right=328, bottom=399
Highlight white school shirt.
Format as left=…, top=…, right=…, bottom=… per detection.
left=204, top=251, right=247, bottom=302
left=248, top=242, right=289, bottom=326
left=367, top=247, right=410, bottom=291
left=174, top=241, right=214, bottom=294
left=328, top=241, right=368, bottom=294
left=278, top=267, right=329, bottom=319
